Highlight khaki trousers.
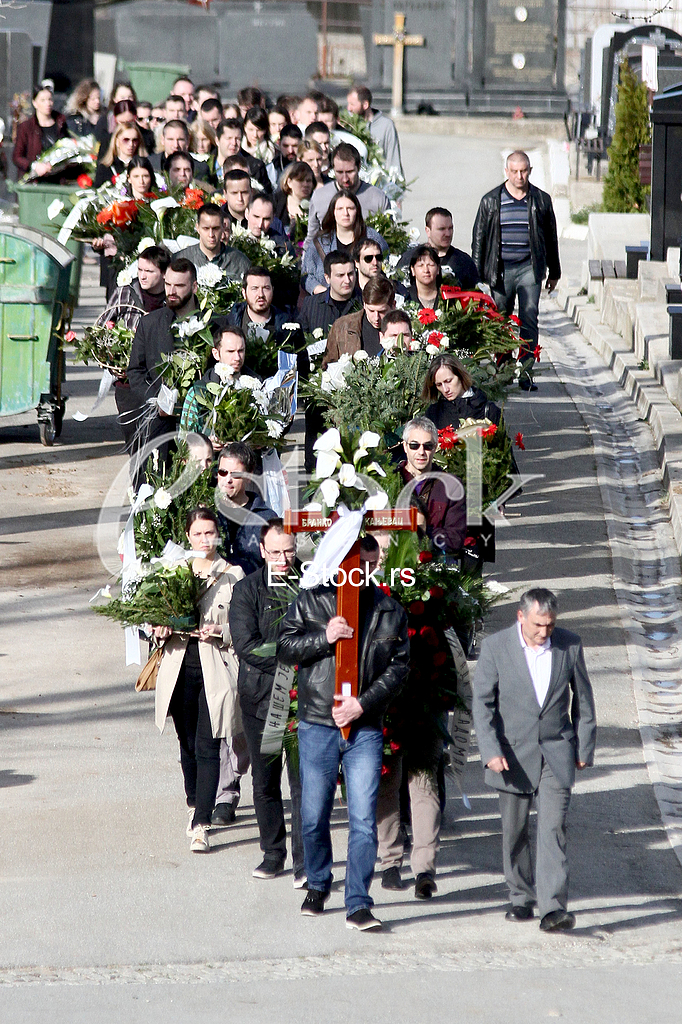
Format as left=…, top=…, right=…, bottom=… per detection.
left=376, top=752, right=441, bottom=878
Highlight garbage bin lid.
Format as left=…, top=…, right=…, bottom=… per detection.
left=0, top=224, right=75, bottom=268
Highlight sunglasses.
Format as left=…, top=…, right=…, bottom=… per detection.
left=406, top=441, right=436, bottom=451
left=217, top=468, right=243, bottom=478
left=150, top=115, right=166, bottom=124
left=362, top=253, right=383, bottom=264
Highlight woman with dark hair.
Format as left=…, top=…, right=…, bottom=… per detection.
left=93, top=81, right=137, bottom=147
left=12, top=86, right=69, bottom=178
left=267, top=104, right=291, bottom=143
left=94, top=122, right=147, bottom=186
left=302, top=189, right=386, bottom=294
left=422, top=353, right=501, bottom=430
left=242, top=106, right=275, bottom=165
left=398, top=244, right=442, bottom=310
left=153, top=507, right=245, bottom=853
left=165, top=151, right=195, bottom=188
left=64, top=78, right=102, bottom=136
left=124, top=156, right=156, bottom=200
left=272, top=161, right=315, bottom=239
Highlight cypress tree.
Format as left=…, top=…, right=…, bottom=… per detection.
left=603, top=58, right=651, bottom=212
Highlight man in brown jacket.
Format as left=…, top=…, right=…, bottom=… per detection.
left=321, top=277, right=395, bottom=368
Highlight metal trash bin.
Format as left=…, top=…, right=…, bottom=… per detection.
left=122, top=62, right=191, bottom=106
left=13, top=182, right=84, bottom=308
left=0, top=224, right=74, bottom=445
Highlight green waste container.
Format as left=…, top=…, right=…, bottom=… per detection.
left=0, top=224, right=74, bottom=445
left=13, top=182, right=83, bottom=307
left=122, top=62, right=191, bottom=106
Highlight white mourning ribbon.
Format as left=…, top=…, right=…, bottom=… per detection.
left=72, top=369, right=116, bottom=422
left=443, top=626, right=473, bottom=809
left=299, top=502, right=365, bottom=590
left=121, top=483, right=153, bottom=665
left=262, top=449, right=291, bottom=517
left=57, top=197, right=91, bottom=245
left=260, top=663, right=296, bottom=757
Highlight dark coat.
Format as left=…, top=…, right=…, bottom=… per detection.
left=395, top=279, right=440, bottom=311
left=398, top=462, right=466, bottom=556
left=471, top=182, right=561, bottom=290
left=424, top=388, right=502, bottom=431
left=298, top=288, right=361, bottom=335
left=229, top=562, right=293, bottom=719
left=398, top=245, right=479, bottom=290
left=218, top=492, right=278, bottom=575
left=226, top=303, right=308, bottom=377
left=277, top=584, right=409, bottom=729
left=126, top=305, right=179, bottom=405
left=94, top=156, right=127, bottom=189
left=12, top=114, right=68, bottom=174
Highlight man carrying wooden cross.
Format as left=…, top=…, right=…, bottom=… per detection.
left=277, top=534, right=409, bottom=931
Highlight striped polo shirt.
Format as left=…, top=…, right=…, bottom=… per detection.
left=500, top=186, right=531, bottom=265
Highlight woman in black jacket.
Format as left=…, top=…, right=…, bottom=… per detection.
left=397, top=244, right=442, bottom=310
left=422, top=353, right=501, bottom=430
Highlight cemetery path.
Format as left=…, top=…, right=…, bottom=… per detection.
left=1, top=135, right=682, bottom=1020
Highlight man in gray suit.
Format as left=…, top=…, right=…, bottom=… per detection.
left=472, top=588, right=596, bottom=931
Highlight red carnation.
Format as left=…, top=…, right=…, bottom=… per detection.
left=433, top=651, right=447, bottom=667
left=289, top=689, right=298, bottom=700
left=534, top=344, right=542, bottom=362
left=76, top=173, right=93, bottom=188
left=427, top=330, right=443, bottom=347
left=514, top=432, right=525, bottom=451
left=381, top=764, right=390, bottom=776
left=418, top=307, right=437, bottom=325
left=407, top=628, right=416, bottom=638
left=429, top=585, right=444, bottom=599
left=418, top=551, right=432, bottom=563
left=409, top=601, right=425, bottom=615
left=480, top=424, right=497, bottom=439
left=389, top=740, right=400, bottom=753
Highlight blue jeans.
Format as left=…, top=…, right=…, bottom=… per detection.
left=493, top=259, right=542, bottom=362
left=298, top=720, right=383, bottom=916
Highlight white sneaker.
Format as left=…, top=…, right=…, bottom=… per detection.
left=186, top=807, right=195, bottom=837
left=190, top=825, right=210, bottom=852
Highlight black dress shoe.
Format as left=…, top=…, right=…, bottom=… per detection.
left=505, top=905, right=534, bottom=921
left=211, top=803, right=236, bottom=826
left=414, top=873, right=437, bottom=899
left=519, top=379, right=538, bottom=392
left=540, top=910, right=575, bottom=932
left=381, top=867, right=404, bottom=890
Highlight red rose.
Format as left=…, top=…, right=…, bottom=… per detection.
left=418, top=308, right=437, bottom=325
left=389, top=740, right=400, bottom=753
left=419, top=626, right=439, bottom=647
left=464, top=536, right=477, bottom=547
left=77, top=173, right=93, bottom=188
left=429, top=585, right=444, bottom=598
left=418, top=551, right=432, bottom=563
left=288, top=689, right=298, bottom=700
left=515, top=432, right=526, bottom=451
left=407, top=628, right=416, bottom=638
left=64, top=330, right=77, bottom=343
left=383, top=726, right=392, bottom=737
left=409, top=601, right=425, bottom=615
left=433, top=651, right=447, bottom=667
left=381, top=764, right=390, bottom=776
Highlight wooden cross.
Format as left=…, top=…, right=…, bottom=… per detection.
left=284, top=506, right=418, bottom=739
left=374, top=12, right=425, bottom=118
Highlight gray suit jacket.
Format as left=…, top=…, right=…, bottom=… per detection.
left=472, top=624, right=596, bottom=794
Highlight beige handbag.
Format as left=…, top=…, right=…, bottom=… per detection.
left=135, top=646, right=163, bottom=692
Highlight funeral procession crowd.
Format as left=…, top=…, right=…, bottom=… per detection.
left=13, top=73, right=595, bottom=935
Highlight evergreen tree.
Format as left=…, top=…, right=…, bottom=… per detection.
left=603, top=58, right=651, bottom=213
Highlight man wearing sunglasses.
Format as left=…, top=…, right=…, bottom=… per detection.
left=398, top=416, right=466, bottom=557
left=353, top=238, right=384, bottom=293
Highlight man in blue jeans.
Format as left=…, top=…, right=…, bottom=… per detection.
left=277, top=535, right=409, bottom=930
left=471, top=151, right=561, bottom=392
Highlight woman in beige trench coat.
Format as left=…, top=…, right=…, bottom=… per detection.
left=153, top=508, right=245, bottom=853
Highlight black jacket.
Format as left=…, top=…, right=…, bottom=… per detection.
left=297, top=288, right=361, bottom=335
left=226, top=303, right=309, bottom=378
left=127, top=305, right=187, bottom=405
left=425, top=388, right=501, bottom=431
left=229, top=563, right=293, bottom=719
left=398, top=245, right=479, bottom=290
left=218, top=492, right=278, bottom=576
left=277, top=584, right=409, bottom=729
left=471, top=182, right=561, bottom=291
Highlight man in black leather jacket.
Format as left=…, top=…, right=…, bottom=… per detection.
left=277, top=535, right=409, bottom=930
left=472, top=151, right=560, bottom=392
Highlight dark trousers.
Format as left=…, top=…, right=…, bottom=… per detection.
left=169, top=642, right=221, bottom=828
left=241, top=708, right=304, bottom=874
left=304, top=403, right=325, bottom=475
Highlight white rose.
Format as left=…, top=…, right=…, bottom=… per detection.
left=196, top=264, right=225, bottom=288
left=394, top=294, right=405, bottom=309
left=353, top=350, right=369, bottom=363
left=380, top=337, right=397, bottom=352
left=434, top=310, right=442, bottom=320
left=426, top=344, right=439, bottom=355
left=440, top=339, right=449, bottom=349
left=154, top=487, right=172, bottom=510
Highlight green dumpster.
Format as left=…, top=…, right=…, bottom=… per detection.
left=122, top=62, right=191, bottom=106
left=0, top=225, right=74, bottom=445
left=13, top=182, right=83, bottom=308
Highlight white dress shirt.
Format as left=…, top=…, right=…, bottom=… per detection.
left=517, top=621, right=552, bottom=707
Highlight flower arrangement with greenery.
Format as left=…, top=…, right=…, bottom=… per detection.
left=71, top=319, right=134, bottom=376
left=194, top=372, right=288, bottom=451
left=95, top=561, right=201, bottom=630
left=434, top=418, right=524, bottom=508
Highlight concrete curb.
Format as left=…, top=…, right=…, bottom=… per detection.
left=557, top=288, right=682, bottom=559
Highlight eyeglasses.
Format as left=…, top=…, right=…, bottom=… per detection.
left=362, top=253, right=383, bottom=264
left=406, top=441, right=436, bottom=452
left=263, top=547, right=296, bottom=559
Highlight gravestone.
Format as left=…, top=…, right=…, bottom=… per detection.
left=96, top=0, right=318, bottom=95
left=482, top=0, right=561, bottom=93
left=650, top=86, right=682, bottom=262
left=369, top=0, right=454, bottom=91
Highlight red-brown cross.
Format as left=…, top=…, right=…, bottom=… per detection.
left=284, top=507, right=418, bottom=738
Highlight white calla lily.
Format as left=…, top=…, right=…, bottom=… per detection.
left=314, top=427, right=342, bottom=453
left=359, top=431, right=380, bottom=450
left=338, top=463, right=358, bottom=487
left=367, top=461, right=386, bottom=477
left=365, top=490, right=389, bottom=510
left=315, top=450, right=340, bottom=479
left=318, top=478, right=340, bottom=507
